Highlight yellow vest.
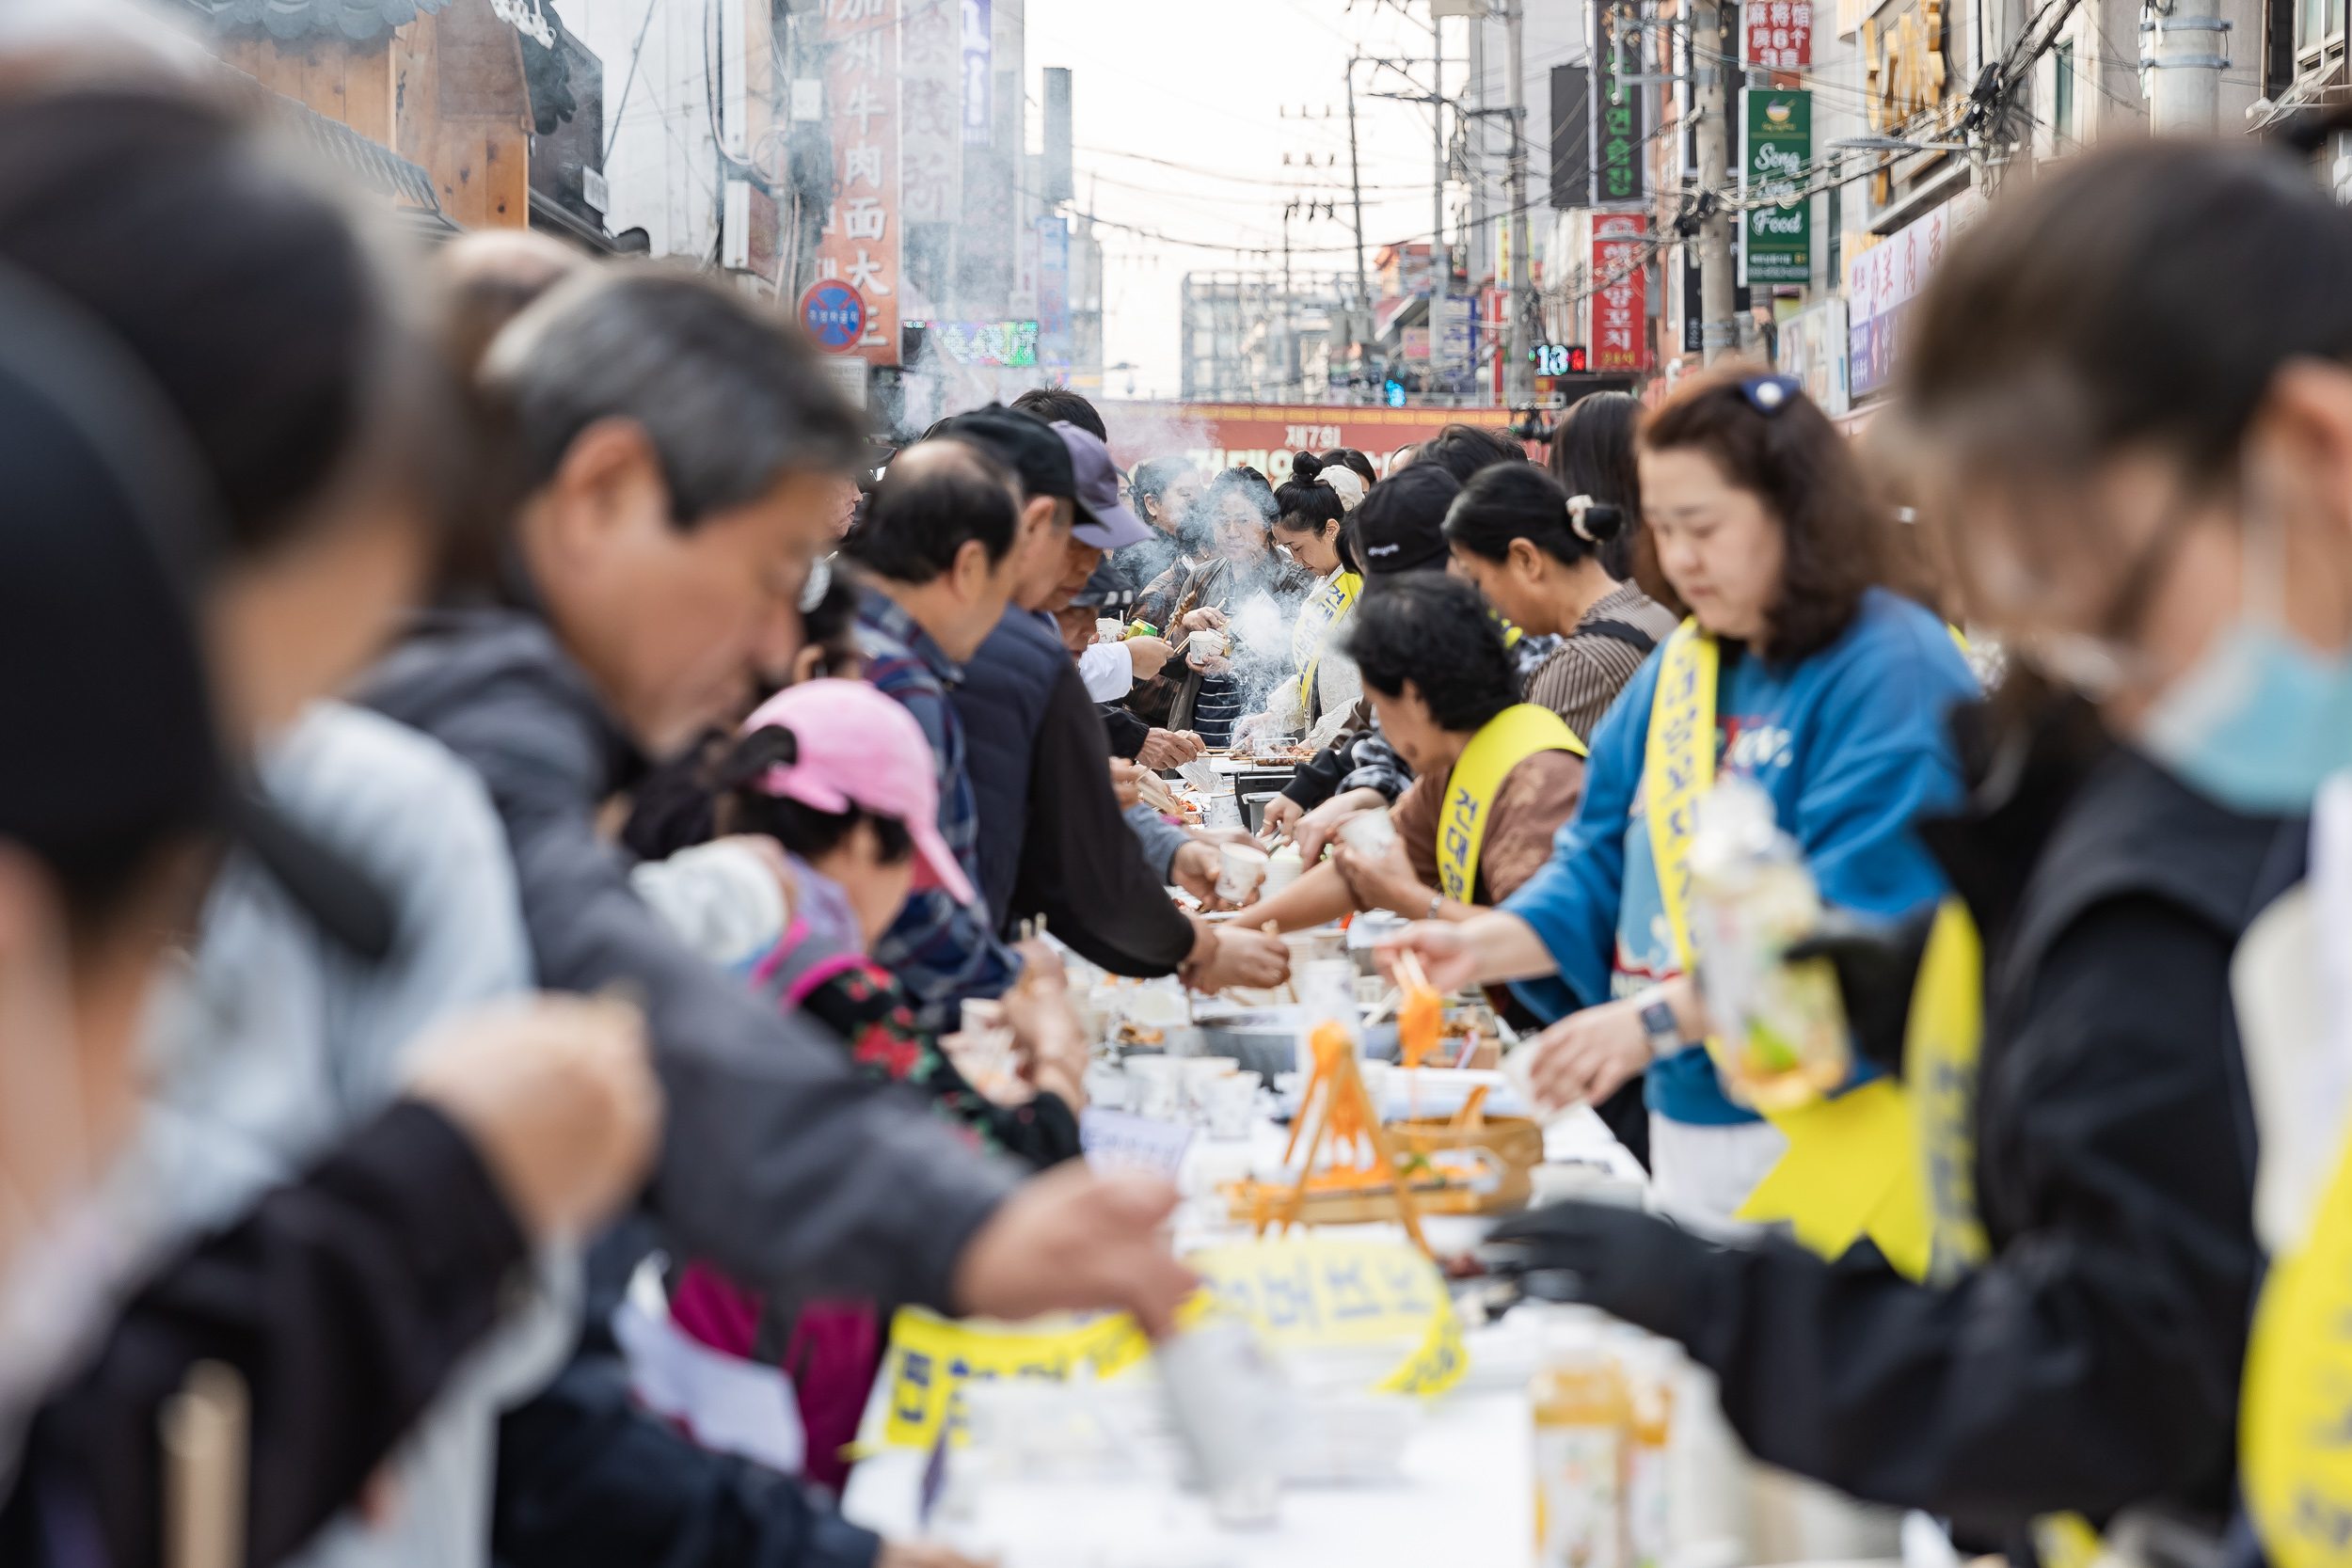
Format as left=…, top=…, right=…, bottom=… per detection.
left=1435, top=704, right=1585, bottom=905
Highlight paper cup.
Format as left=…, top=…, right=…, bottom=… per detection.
left=1096, top=617, right=1123, bottom=644
left=1203, top=1070, right=1263, bottom=1139
left=1262, top=846, right=1304, bottom=895
left=1216, top=842, right=1268, bottom=903
left=1180, top=1055, right=1238, bottom=1122
left=1125, top=1055, right=1184, bottom=1121
left=1189, top=626, right=1231, bottom=661
left=1337, top=807, right=1397, bottom=860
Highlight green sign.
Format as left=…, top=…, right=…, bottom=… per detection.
left=1744, top=88, right=1810, bottom=284
left=1593, top=0, right=1644, bottom=205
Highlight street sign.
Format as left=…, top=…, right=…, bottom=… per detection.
left=798, top=280, right=868, bottom=354
left=1744, top=89, right=1811, bottom=284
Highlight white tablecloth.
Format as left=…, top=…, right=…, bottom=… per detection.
left=842, top=1384, right=1534, bottom=1568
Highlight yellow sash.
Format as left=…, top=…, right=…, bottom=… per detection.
left=1436, top=704, right=1586, bottom=905
left=2243, top=1117, right=2352, bottom=1568
left=1294, top=569, right=1362, bottom=715
left=1643, top=618, right=1933, bottom=1277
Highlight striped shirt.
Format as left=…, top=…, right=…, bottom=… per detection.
left=1525, top=583, right=1682, bottom=744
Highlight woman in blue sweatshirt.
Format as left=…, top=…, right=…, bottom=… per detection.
left=1387, top=370, right=1978, bottom=1223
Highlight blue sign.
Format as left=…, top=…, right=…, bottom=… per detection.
left=798, top=280, right=867, bottom=353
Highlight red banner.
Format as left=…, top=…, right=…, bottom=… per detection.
left=1591, top=213, right=1649, bottom=373
left=1745, top=0, right=1814, bottom=70
left=1096, top=404, right=1537, bottom=483
left=816, top=0, right=899, bottom=365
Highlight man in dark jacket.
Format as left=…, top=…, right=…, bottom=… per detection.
left=941, top=407, right=1286, bottom=990
left=1490, top=699, right=2285, bottom=1557
left=363, top=274, right=1194, bottom=1325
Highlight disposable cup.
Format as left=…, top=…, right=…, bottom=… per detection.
left=1125, top=1055, right=1184, bottom=1121
left=1189, top=626, right=1231, bottom=661
left=1095, top=617, right=1123, bottom=644
left=1216, top=842, right=1268, bottom=903
left=1203, top=1070, right=1263, bottom=1139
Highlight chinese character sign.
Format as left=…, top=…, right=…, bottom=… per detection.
left=1844, top=189, right=1978, bottom=399
left=1591, top=0, right=1645, bottom=204
left=816, top=0, right=899, bottom=366
left=1743, top=89, right=1809, bottom=284
left=1745, top=0, right=1814, bottom=69
left=1590, top=212, right=1649, bottom=372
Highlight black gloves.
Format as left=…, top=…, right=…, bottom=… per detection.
left=1783, top=904, right=1938, bottom=1077
left=1485, top=1200, right=1732, bottom=1350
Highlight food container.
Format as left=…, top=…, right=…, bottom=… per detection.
left=1262, top=842, right=1304, bottom=894
left=1095, top=617, right=1124, bottom=644
left=1188, top=626, right=1231, bottom=662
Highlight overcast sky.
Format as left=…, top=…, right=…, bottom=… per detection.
left=1024, top=0, right=1501, bottom=402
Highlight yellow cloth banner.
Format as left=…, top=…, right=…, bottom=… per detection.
left=2242, top=1118, right=2352, bottom=1568
left=1293, top=569, right=1362, bottom=715
left=1643, top=617, right=1931, bottom=1276
left=1437, top=704, right=1586, bottom=906
left=870, top=1238, right=1465, bottom=1450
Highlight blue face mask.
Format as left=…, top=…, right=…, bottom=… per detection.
left=2137, top=621, right=2352, bottom=815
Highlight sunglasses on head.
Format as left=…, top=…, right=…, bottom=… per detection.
left=1738, top=374, right=1804, bottom=416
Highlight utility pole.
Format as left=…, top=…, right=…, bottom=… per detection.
left=1502, top=0, right=1533, bottom=404
left=1690, top=0, right=1739, bottom=365
left=1344, top=56, right=1373, bottom=390
left=1430, top=7, right=1449, bottom=397
left=2147, top=0, right=2227, bottom=134
left=1282, top=198, right=1300, bottom=395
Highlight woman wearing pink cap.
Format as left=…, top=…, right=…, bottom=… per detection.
left=636, top=680, right=1090, bottom=1491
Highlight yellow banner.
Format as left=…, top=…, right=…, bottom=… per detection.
left=869, top=1238, right=1465, bottom=1451
left=1437, top=704, right=1586, bottom=906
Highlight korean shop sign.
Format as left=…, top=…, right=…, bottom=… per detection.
left=1743, top=88, right=1809, bottom=285
left=1591, top=0, right=1645, bottom=204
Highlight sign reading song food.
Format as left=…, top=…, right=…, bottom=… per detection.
left=1744, top=88, right=1811, bottom=285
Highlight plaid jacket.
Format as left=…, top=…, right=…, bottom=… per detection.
left=856, top=586, right=1019, bottom=1022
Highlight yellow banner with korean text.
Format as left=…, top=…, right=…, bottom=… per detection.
left=868, top=1237, right=1465, bottom=1451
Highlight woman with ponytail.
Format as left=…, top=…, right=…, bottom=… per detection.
left=1445, top=462, right=1678, bottom=743
left=1237, top=451, right=1370, bottom=748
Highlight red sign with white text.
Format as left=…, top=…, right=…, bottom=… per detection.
left=1745, top=0, right=1814, bottom=70
left=1591, top=213, right=1650, bottom=373
left=1096, top=404, right=1537, bottom=482
left=815, top=0, right=899, bottom=365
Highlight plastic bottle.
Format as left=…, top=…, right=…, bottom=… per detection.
left=1686, top=775, right=1852, bottom=1111
left=1532, top=1308, right=1630, bottom=1568
left=1611, top=1328, right=1675, bottom=1568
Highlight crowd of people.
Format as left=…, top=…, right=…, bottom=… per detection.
left=11, top=22, right=2352, bottom=1568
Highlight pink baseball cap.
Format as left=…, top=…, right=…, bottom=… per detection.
left=737, top=679, right=978, bottom=908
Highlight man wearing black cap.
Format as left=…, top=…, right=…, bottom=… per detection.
left=944, top=407, right=1287, bottom=992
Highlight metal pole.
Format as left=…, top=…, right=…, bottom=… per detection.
left=1503, top=0, right=1533, bottom=404
left=1345, top=57, right=1373, bottom=391
left=1692, top=0, right=1739, bottom=365
left=2146, top=0, right=2226, bottom=134
left=1282, top=199, right=1298, bottom=394
left=1432, top=8, right=1449, bottom=398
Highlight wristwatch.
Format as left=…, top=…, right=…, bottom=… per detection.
left=1636, top=987, right=1684, bottom=1059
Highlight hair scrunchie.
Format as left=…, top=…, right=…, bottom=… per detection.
left=1316, top=467, right=1367, bottom=513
